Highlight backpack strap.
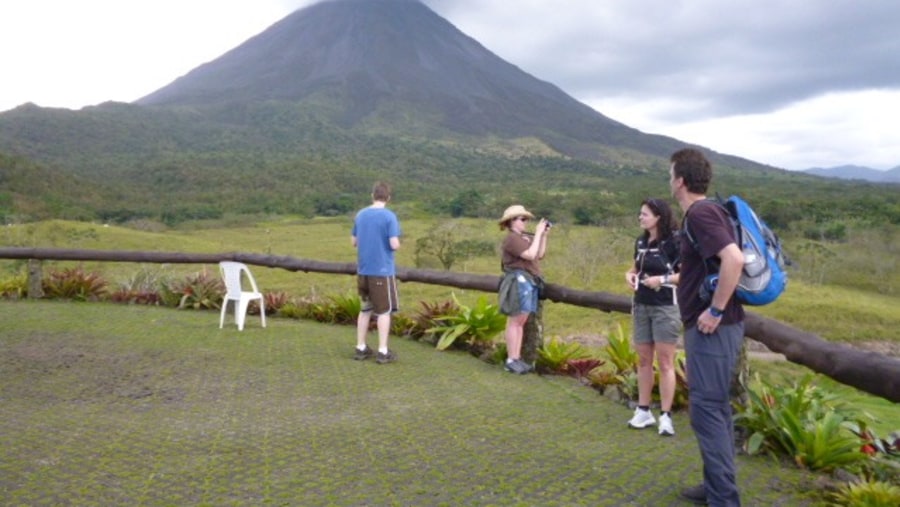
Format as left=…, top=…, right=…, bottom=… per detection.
left=682, top=197, right=729, bottom=275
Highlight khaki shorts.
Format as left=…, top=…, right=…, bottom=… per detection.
left=357, top=275, right=399, bottom=316
left=632, top=303, right=681, bottom=345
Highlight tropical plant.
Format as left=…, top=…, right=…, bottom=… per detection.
left=389, top=312, right=419, bottom=338
left=426, top=293, right=506, bottom=353
left=536, top=336, right=593, bottom=374
left=604, top=323, right=638, bottom=375
left=847, top=423, right=900, bottom=484
left=736, top=374, right=868, bottom=471
left=827, top=479, right=900, bottom=507
left=0, top=272, right=27, bottom=299
left=408, top=299, right=460, bottom=341
left=263, top=291, right=290, bottom=315
left=42, top=267, right=108, bottom=301
left=160, top=269, right=223, bottom=310
left=108, top=265, right=170, bottom=305
left=326, top=292, right=361, bottom=325
left=566, top=357, right=606, bottom=380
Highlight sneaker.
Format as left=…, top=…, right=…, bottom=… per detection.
left=375, top=350, right=397, bottom=364
left=658, top=413, right=675, bottom=436
left=627, top=408, right=656, bottom=429
left=679, top=484, right=707, bottom=505
left=504, top=359, right=527, bottom=374
left=353, top=346, right=374, bottom=361
left=515, top=359, right=534, bottom=374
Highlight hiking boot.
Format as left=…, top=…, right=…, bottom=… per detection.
left=627, top=407, right=656, bottom=429
left=375, top=350, right=397, bottom=364
left=679, top=484, right=707, bottom=505
left=353, top=346, right=374, bottom=361
left=658, top=413, right=675, bottom=436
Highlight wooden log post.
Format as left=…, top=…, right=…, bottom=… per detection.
left=521, top=300, right=544, bottom=366
left=27, top=259, right=44, bottom=299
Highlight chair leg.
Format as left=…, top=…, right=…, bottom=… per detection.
left=220, top=300, right=229, bottom=329
left=259, top=298, right=266, bottom=328
left=237, top=298, right=250, bottom=331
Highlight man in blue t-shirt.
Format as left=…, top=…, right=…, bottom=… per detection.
left=351, top=181, right=401, bottom=364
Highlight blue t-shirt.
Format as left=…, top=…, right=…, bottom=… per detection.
left=352, top=206, right=401, bottom=276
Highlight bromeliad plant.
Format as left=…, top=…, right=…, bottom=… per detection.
left=827, top=479, right=900, bottom=507
left=160, top=269, right=224, bottom=310
left=536, top=336, right=595, bottom=374
left=604, top=323, right=639, bottom=375
left=43, top=267, right=108, bottom=301
left=735, top=373, right=869, bottom=472
left=426, top=293, right=505, bottom=354
left=410, top=299, right=460, bottom=341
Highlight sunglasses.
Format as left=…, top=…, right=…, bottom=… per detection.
left=516, top=217, right=530, bottom=222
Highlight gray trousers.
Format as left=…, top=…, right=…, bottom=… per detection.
left=684, top=322, right=744, bottom=507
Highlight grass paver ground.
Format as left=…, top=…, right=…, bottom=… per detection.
left=1, top=300, right=820, bottom=506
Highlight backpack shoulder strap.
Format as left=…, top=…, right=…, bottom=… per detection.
left=682, top=198, right=723, bottom=251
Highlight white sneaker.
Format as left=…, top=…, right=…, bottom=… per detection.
left=627, top=408, right=656, bottom=429
left=658, top=413, right=675, bottom=436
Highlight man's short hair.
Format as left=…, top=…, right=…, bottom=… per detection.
left=670, top=148, right=712, bottom=194
left=372, top=182, right=392, bottom=202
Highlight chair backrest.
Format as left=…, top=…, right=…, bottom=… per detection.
left=219, top=261, right=260, bottom=297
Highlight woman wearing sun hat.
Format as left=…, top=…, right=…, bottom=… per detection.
left=497, top=204, right=551, bottom=374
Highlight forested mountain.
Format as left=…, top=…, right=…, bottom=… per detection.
left=802, top=165, right=900, bottom=183
left=0, top=0, right=896, bottom=227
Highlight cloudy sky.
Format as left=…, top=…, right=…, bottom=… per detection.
left=2, top=0, right=898, bottom=171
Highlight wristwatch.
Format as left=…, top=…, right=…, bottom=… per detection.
left=709, top=306, right=724, bottom=318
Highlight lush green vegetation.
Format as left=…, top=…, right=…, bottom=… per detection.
left=3, top=217, right=898, bottom=503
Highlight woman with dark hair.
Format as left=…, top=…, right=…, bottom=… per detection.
left=624, top=198, right=681, bottom=436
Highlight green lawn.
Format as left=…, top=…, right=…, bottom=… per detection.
left=0, top=300, right=825, bottom=506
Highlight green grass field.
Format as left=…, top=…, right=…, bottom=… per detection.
left=4, top=216, right=899, bottom=345
left=1, top=300, right=824, bottom=506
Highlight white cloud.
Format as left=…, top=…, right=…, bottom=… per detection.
left=588, top=89, right=900, bottom=170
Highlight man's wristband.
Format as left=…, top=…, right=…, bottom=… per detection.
left=662, top=274, right=669, bottom=284
left=709, top=306, right=724, bottom=318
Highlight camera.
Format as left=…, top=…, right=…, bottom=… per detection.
left=544, top=220, right=553, bottom=228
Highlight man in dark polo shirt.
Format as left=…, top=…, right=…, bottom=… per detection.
left=669, top=148, right=745, bottom=506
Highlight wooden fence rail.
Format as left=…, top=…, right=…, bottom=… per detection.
left=1, top=247, right=898, bottom=403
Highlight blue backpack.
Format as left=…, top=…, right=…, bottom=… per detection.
left=684, top=195, right=788, bottom=306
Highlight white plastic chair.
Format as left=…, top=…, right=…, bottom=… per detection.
left=219, top=261, right=266, bottom=331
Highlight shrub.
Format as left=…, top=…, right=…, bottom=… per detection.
left=43, top=267, right=108, bottom=301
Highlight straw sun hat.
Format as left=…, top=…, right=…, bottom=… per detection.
left=498, top=204, right=535, bottom=226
